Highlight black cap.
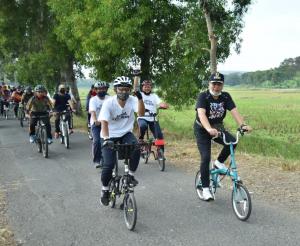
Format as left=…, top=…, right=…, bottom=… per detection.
left=209, top=72, right=224, bottom=83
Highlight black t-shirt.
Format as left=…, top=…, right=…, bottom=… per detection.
left=53, top=93, right=71, bottom=112
left=195, top=90, right=236, bottom=125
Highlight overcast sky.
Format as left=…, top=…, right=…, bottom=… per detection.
left=218, top=0, right=300, bottom=72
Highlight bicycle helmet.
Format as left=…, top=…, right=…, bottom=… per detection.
left=113, top=76, right=132, bottom=87
left=94, top=81, right=108, bottom=88
left=25, top=86, right=32, bottom=93
left=35, top=84, right=46, bottom=92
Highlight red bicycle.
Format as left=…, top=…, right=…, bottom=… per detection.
left=139, top=111, right=166, bottom=171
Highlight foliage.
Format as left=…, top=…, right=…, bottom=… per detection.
left=226, top=56, right=300, bottom=88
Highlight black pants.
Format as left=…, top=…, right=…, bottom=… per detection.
left=0, top=101, right=9, bottom=115
left=54, top=112, right=71, bottom=133
left=194, top=122, right=237, bottom=188
left=13, top=103, right=19, bottom=117
left=29, top=112, right=52, bottom=139
left=101, top=132, right=140, bottom=186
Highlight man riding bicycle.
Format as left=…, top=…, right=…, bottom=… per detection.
left=194, top=72, right=252, bottom=201
left=11, top=86, right=23, bottom=118
left=99, top=76, right=145, bottom=206
left=0, top=85, right=11, bottom=116
left=137, top=80, right=168, bottom=150
left=52, top=84, right=76, bottom=138
left=27, top=85, right=53, bottom=144
left=89, top=81, right=110, bottom=168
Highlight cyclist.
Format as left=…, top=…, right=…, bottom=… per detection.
left=52, top=84, right=76, bottom=138
left=0, top=85, right=11, bottom=116
left=99, top=76, right=145, bottom=206
left=86, top=85, right=96, bottom=125
left=21, top=86, right=34, bottom=107
left=137, top=80, right=168, bottom=150
left=11, top=86, right=23, bottom=118
left=27, top=85, right=53, bottom=144
left=194, top=72, right=252, bottom=201
left=89, top=81, right=110, bottom=168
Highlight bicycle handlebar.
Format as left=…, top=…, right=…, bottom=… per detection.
left=213, top=128, right=248, bottom=145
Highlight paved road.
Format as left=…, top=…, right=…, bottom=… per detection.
left=0, top=119, right=299, bottom=246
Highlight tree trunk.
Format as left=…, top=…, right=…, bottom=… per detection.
left=201, top=0, right=217, bottom=74
left=60, top=55, right=82, bottom=112
left=140, top=36, right=152, bottom=81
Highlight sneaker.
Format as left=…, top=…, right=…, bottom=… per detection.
left=128, top=175, right=139, bottom=187
left=202, top=188, right=213, bottom=201
left=47, top=138, right=53, bottom=144
left=54, top=132, right=59, bottom=139
left=100, top=190, right=110, bottom=206
left=29, top=135, right=35, bottom=143
left=214, top=160, right=228, bottom=171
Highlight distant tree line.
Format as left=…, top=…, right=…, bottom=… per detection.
left=226, top=56, right=300, bottom=88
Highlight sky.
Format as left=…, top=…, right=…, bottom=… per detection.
left=218, top=0, right=300, bottom=72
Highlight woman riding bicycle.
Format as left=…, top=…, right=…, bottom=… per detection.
left=137, top=80, right=168, bottom=148
left=194, top=72, right=252, bottom=201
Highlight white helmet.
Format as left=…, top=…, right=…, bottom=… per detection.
left=94, top=81, right=108, bottom=88
left=113, top=76, right=132, bottom=87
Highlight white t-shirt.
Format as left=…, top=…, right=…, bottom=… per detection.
left=99, top=95, right=138, bottom=138
left=89, top=95, right=110, bottom=126
left=138, top=92, right=161, bottom=122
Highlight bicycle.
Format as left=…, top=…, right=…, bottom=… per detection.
left=195, top=128, right=252, bottom=221
left=3, top=101, right=14, bottom=120
left=107, top=142, right=143, bottom=231
left=32, top=114, right=50, bottom=158
left=58, top=110, right=72, bottom=149
left=139, top=111, right=166, bottom=171
left=18, top=104, right=26, bottom=127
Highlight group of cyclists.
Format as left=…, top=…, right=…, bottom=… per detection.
left=1, top=70, right=252, bottom=205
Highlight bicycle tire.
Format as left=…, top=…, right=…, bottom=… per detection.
left=195, top=170, right=204, bottom=200
left=64, top=123, right=69, bottom=149
left=41, top=127, right=48, bottom=158
left=232, top=183, right=252, bottom=221
left=36, top=135, right=42, bottom=153
left=20, top=111, right=24, bottom=127
left=108, top=179, right=116, bottom=208
left=123, top=192, right=137, bottom=231
left=157, top=148, right=165, bottom=171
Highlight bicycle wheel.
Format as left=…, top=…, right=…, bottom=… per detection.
left=140, top=145, right=149, bottom=164
left=123, top=192, right=137, bottom=231
left=195, top=170, right=204, bottom=200
left=232, top=183, right=252, bottom=221
left=63, top=123, right=69, bottom=149
left=108, top=179, right=117, bottom=208
left=20, top=110, right=25, bottom=127
left=36, top=133, right=42, bottom=153
left=157, top=148, right=165, bottom=171
left=41, top=127, right=48, bottom=158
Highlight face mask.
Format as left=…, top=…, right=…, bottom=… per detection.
left=209, top=89, right=222, bottom=97
left=60, top=89, right=65, bottom=94
left=97, top=91, right=106, bottom=98
left=117, top=92, right=130, bottom=101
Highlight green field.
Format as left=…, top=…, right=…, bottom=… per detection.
left=77, top=87, right=300, bottom=161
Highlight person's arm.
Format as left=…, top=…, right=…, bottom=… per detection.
left=101, top=120, right=109, bottom=139
left=197, top=108, right=218, bottom=136
left=136, top=95, right=145, bottom=117
left=230, top=108, right=252, bottom=132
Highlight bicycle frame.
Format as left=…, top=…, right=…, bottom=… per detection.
left=210, top=131, right=241, bottom=192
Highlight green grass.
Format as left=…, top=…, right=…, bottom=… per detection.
left=159, top=88, right=300, bottom=161
left=77, top=87, right=300, bottom=161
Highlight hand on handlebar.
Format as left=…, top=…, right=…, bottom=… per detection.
left=207, top=128, right=219, bottom=137
left=102, top=138, right=114, bottom=148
